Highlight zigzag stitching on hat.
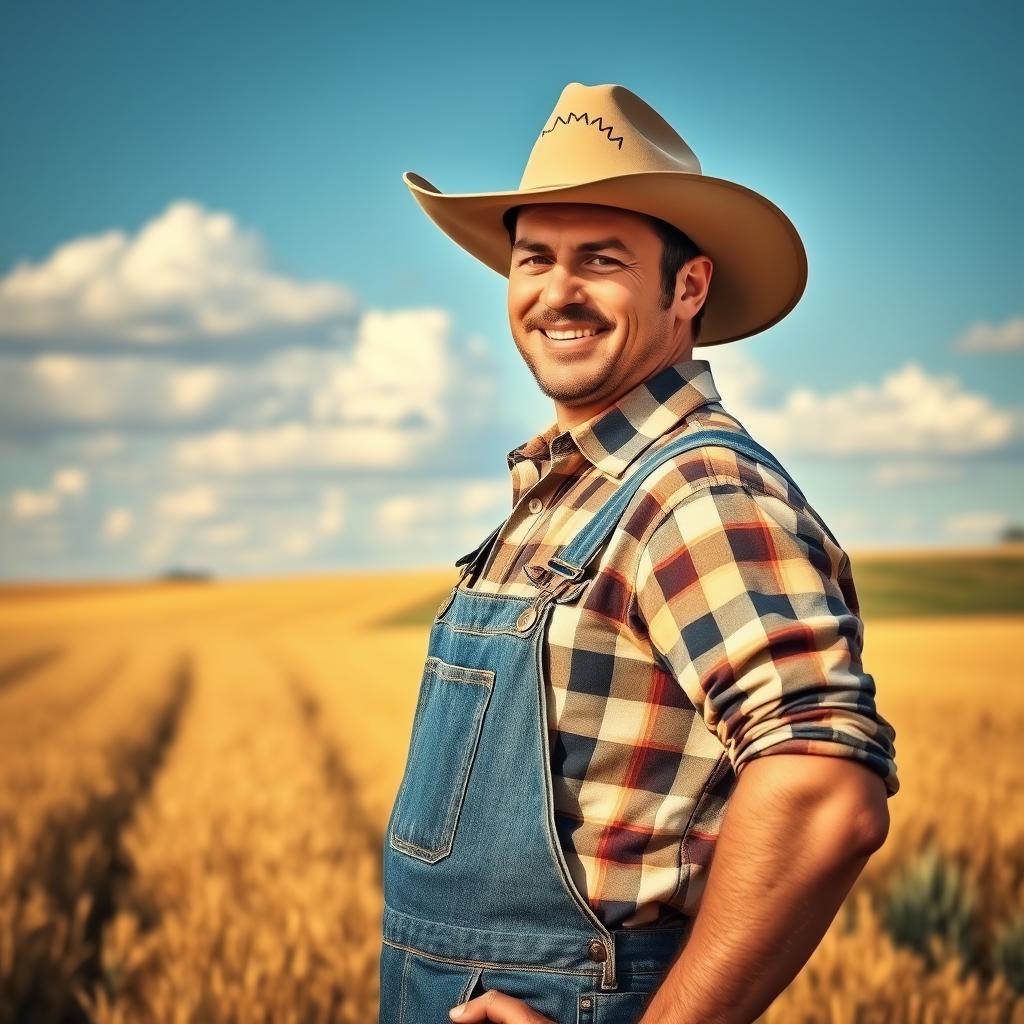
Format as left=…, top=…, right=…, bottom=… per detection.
left=541, top=111, right=624, bottom=150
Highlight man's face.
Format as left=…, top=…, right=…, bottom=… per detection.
left=507, top=203, right=693, bottom=424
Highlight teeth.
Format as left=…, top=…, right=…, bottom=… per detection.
left=543, top=327, right=604, bottom=340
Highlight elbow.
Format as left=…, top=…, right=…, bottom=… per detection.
left=733, top=749, right=893, bottom=859
left=846, top=761, right=892, bottom=856
left=851, top=792, right=890, bottom=856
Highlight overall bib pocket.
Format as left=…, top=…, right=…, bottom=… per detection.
left=389, top=656, right=495, bottom=864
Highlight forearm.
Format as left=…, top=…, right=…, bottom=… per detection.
left=637, top=753, right=887, bottom=1024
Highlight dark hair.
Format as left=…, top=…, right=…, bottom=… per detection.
left=502, top=205, right=707, bottom=343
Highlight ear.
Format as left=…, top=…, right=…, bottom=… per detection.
left=672, top=255, right=713, bottom=331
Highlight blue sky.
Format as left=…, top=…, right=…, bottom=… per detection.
left=1, top=0, right=1021, bottom=581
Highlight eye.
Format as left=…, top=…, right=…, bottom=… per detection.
left=589, top=256, right=621, bottom=267
left=520, top=255, right=551, bottom=266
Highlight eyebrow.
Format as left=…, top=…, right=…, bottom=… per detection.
left=511, top=236, right=637, bottom=258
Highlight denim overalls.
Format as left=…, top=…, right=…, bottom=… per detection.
left=379, top=429, right=813, bottom=1024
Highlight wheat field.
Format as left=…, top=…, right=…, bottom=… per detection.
left=1, top=562, right=1022, bottom=1023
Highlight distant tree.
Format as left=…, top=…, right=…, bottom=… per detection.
left=157, top=567, right=214, bottom=582
left=1000, top=524, right=1024, bottom=543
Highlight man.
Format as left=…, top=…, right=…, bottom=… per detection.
left=379, top=83, right=899, bottom=1024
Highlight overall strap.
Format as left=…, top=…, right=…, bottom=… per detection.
left=546, top=428, right=819, bottom=583
left=454, top=518, right=507, bottom=584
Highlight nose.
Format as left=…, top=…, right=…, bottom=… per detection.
left=540, top=262, right=585, bottom=309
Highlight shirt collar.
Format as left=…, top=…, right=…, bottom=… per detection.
left=507, top=357, right=722, bottom=479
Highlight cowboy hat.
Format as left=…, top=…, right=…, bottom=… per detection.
left=403, top=82, right=807, bottom=347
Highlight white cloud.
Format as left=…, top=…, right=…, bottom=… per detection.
left=156, top=484, right=220, bottom=521
left=7, top=466, right=87, bottom=522
left=375, top=478, right=508, bottom=542
left=169, top=366, right=225, bottom=414
left=281, top=529, right=313, bottom=556
left=722, top=359, right=1018, bottom=455
left=0, top=353, right=229, bottom=428
left=176, top=422, right=422, bottom=473
left=457, top=480, right=509, bottom=518
left=198, top=521, right=249, bottom=546
left=0, top=305, right=483, bottom=480
left=175, top=308, right=459, bottom=472
left=953, top=315, right=1024, bottom=353
left=10, top=489, right=60, bottom=520
left=52, top=466, right=87, bottom=495
left=378, top=494, right=433, bottom=531
left=872, top=460, right=964, bottom=486
left=103, top=507, right=134, bottom=540
left=0, top=200, right=355, bottom=343
left=944, top=511, right=1010, bottom=537
left=308, top=308, right=452, bottom=428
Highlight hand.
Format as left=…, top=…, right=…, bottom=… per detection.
left=449, top=988, right=557, bottom=1022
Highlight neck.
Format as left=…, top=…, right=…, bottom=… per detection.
left=553, top=338, right=696, bottom=433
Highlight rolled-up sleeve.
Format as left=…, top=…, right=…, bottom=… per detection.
left=630, top=480, right=900, bottom=797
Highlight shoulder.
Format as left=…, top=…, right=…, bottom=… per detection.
left=636, top=405, right=794, bottom=505
left=628, top=405, right=847, bottom=575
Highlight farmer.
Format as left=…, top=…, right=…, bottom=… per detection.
left=378, top=82, right=899, bottom=1024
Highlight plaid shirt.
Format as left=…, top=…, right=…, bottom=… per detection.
left=466, top=356, right=899, bottom=930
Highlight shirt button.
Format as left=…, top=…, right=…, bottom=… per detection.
left=528, top=497, right=544, bottom=514
left=516, top=606, right=538, bottom=631
left=587, top=939, right=607, bottom=962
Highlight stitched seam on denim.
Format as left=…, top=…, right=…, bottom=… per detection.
left=387, top=656, right=436, bottom=855
left=454, top=586, right=540, bottom=604
left=426, top=657, right=496, bottom=687
left=436, top=681, right=489, bottom=853
left=459, top=967, right=483, bottom=1005
left=389, top=675, right=437, bottom=857
left=443, top=623, right=541, bottom=638
left=390, top=663, right=493, bottom=859
left=384, top=900, right=602, bottom=944
left=390, top=678, right=491, bottom=858
left=398, top=948, right=410, bottom=1024
left=382, top=926, right=677, bottom=977
left=390, top=830, right=442, bottom=863
left=383, top=938, right=671, bottom=981
left=381, top=938, right=595, bottom=976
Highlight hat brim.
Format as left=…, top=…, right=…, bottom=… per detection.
left=403, top=169, right=807, bottom=347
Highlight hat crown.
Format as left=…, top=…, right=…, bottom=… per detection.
left=519, top=82, right=702, bottom=192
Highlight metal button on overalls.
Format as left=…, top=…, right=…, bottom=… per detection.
left=378, top=428, right=809, bottom=1024
left=515, top=606, right=537, bottom=631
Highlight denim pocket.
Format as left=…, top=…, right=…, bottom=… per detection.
left=389, top=656, right=495, bottom=863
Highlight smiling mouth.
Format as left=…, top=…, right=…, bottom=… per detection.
left=538, top=326, right=609, bottom=340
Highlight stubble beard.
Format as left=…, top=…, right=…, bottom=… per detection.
left=514, top=316, right=677, bottom=408
left=514, top=332, right=621, bottom=406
